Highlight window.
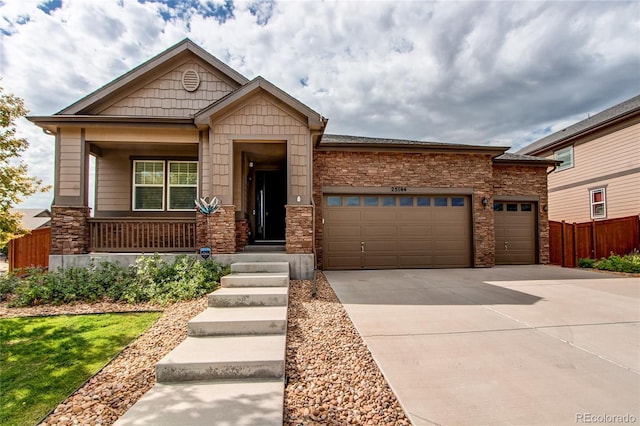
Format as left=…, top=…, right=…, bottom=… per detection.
left=451, top=197, right=465, bottom=207
left=327, top=196, right=341, bottom=207
left=133, top=160, right=197, bottom=211
left=399, top=196, right=413, bottom=206
left=381, top=196, right=396, bottom=207
left=434, top=197, right=448, bottom=207
left=506, top=203, right=518, bottom=212
left=554, top=146, right=574, bottom=171
left=590, top=188, right=606, bottom=219
left=364, top=196, right=379, bottom=207
left=521, top=203, right=532, bottom=212
left=345, top=196, right=360, bottom=207
left=493, top=202, right=503, bottom=211
left=417, top=197, right=430, bottom=207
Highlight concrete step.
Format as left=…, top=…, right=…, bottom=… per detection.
left=231, top=261, right=290, bottom=274
left=188, top=306, right=287, bottom=336
left=208, top=286, right=289, bottom=307
left=221, top=272, right=289, bottom=288
left=114, top=379, right=284, bottom=426
left=156, top=335, right=285, bottom=383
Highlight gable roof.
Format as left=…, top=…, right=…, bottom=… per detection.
left=57, top=38, right=249, bottom=115
left=194, top=76, right=327, bottom=130
left=10, top=209, right=51, bottom=230
left=517, top=94, right=640, bottom=155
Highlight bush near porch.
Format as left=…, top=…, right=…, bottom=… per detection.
left=0, top=255, right=230, bottom=307
left=578, top=251, right=640, bottom=274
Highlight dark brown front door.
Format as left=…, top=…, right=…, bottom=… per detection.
left=254, top=170, right=286, bottom=241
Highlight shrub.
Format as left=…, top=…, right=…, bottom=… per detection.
left=595, top=252, right=640, bottom=274
left=0, top=255, right=229, bottom=307
left=578, top=258, right=595, bottom=268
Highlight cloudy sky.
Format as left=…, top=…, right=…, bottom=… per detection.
left=1, top=0, right=639, bottom=208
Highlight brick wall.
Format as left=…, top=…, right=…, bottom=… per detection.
left=313, top=150, right=495, bottom=268
left=492, top=165, right=550, bottom=264
left=196, top=206, right=236, bottom=253
left=286, top=205, right=313, bottom=254
left=51, top=206, right=91, bottom=255
left=235, top=219, right=249, bottom=252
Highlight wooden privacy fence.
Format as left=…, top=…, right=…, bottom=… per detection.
left=549, top=215, right=640, bottom=267
left=8, top=227, right=51, bottom=273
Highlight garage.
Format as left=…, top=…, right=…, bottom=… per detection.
left=323, top=194, right=472, bottom=269
left=494, top=201, right=537, bottom=264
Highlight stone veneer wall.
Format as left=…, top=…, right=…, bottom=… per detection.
left=285, top=205, right=313, bottom=254
left=492, top=164, right=550, bottom=264
left=196, top=206, right=236, bottom=253
left=313, top=151, right=496, bottom=269
left=235, top=219, right=249, bottom=252
left=51, top=206, right=91, bottom=254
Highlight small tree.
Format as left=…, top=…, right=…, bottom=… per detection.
left=0, top=85, right=49, bottom=246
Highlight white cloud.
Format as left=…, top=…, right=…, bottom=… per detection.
left=0, top=0, right=638, bottom=208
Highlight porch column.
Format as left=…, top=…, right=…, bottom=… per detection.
left=196, top=206, right=236, bottom=253
left=50, top=127, right=91, bottom=255
left=285, top=205, right=313, bottom=254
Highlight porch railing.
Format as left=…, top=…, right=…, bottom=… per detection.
left=88, top=218, right=197, bottom=252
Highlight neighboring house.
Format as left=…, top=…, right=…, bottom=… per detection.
left=28, top=39, right=555, bottom=277
left=10, top=208, right=52, bottom=230
left=517, top=95, right=640, bottom=223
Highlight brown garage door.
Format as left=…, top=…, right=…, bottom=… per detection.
left=494, top=201, right=537, bottom=265
left=323, top=194, right=472, bottom=269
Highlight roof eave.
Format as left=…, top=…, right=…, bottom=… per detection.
left=27, top=115, right=197, bottom=131
left=493, top=158, right=560, bottom=167
left=317, top=141, right=509, bottom=155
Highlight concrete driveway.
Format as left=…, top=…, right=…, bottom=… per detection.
left=325, top=266, right=640, bottom=425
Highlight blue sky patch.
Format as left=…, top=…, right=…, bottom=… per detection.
left=38, top=0, right=63, bottom=15
left=248, top=0, right=274, bottom=26
left=138, top=0, right=235, bottom=24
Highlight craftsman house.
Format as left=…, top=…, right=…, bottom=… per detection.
left=517, top=94, right=640, bottom=223
left=29, top=39, right=556, bottom=278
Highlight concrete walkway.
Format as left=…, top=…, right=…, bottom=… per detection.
left=326, top=266, right=640, bottom=426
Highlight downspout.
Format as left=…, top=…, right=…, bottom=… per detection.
left=310, top=128, right=325, bottom=297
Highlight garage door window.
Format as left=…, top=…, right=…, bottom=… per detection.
left=382, top=196, right=396, bottom=206
left=399, top=196, right=413, bottom=206
left=452, top=197, right=465, bottom=207
left=364, top=196, right=379, bottom=206
left=507, top=203, right=518, bottom=212
left=435, top=197, right=448, bottom=207
left=417, top=197, right=430, bottom=206
left=345, top=196, right=360, bottom=207
left=327, top=196, right=341, bottom=207
left=521, top=203, right=532, bottom=212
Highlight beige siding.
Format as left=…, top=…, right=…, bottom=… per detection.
left=85, top=127, right=199, bottom=143
left=58, top=128, right=82, bottom=197
left=95, top=145, right=198, bottom=212
left=548, top=173, right=640, bottom=222
left=209, top=94, right=310, bottom=206
left=545, top=122, right=640, bottom=222
left=99, top=60, right=236, bottom=117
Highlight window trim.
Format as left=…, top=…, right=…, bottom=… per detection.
left=589, top=187, right=607, bottom=219
left=133, top=160, right=165, bottom=212
left=167, top=160, right=199, bottom=212
left=132, top=160, right=198, bottom=212
left=554, top=145, right=574, bottom=171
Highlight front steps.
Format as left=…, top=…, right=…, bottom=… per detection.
left=115, top=262, right=290, bottom=426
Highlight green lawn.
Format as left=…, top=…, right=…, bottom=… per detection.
left=0, top=312, right=161, bottom=426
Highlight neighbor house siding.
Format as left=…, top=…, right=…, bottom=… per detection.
left=58, top=128, right=83, bottom=198
left=209, top=94, right=310, bottom=205
left=313, top=151, right=495, bottom=268
left=543, top=121, right=640, bottom=222
left=99, top=60, right=237, bottom=117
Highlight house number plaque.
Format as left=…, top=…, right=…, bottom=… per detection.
left=391, top=186, right=407, bottom=192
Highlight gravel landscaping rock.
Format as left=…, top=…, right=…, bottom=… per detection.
left=2, top=273, right=409, bottom=425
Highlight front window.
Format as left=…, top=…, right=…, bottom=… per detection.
left=554, top=146, right=574, bottom=171
left=590, top=188, right=606, bottom=219
left=133, top=160, right=197, bottom=211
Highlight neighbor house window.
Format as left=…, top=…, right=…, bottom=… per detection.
left=133, top=160, right=197, bottom=211
left=590, top=188, right=606, bottom=219
left=554, top=146, right=574, bottom=171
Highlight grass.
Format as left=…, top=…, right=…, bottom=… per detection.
left=0, top=312, right=161, bottom=426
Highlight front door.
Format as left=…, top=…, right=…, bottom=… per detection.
left=254, top=170, right=286, bottom=241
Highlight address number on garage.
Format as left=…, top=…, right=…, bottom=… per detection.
left=391, top=186, right=407, bottom=192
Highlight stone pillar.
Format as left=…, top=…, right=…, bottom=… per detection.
left=285, top=205, right=313, bottom=254
left=473, top=192, right=495, bottom=267
left=196, top=206, right=236, bottom=254
left=50, top=206, right=91, bottom=255
left=235, top=219, right=249, bottom=253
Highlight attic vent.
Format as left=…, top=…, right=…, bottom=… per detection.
left=181, top=69, right=200, bottom=92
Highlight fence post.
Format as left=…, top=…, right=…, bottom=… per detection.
left=560, top=221, right=566, bottom=267
left=591, top=220, right=597, bottom=259
left=572, top=222, right=578, bottom=267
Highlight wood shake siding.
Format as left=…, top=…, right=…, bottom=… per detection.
left=58, top=128, right=83, bottom=197
left=546, top=122, right=640, bottom=222
left=210, top=94, right=310, bottom=204
left=100, top=61, right=236, bottom=117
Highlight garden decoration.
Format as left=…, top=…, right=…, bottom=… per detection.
left=195, top=196, right=221, bottom=259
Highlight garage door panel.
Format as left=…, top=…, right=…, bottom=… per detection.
left=324, top=194, right=471, bottom=269
left=494, top=201, right=536, bottom=265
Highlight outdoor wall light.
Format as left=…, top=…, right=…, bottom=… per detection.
left=296, top=195, right=301, bottom=203
left=543, top=204, right=548, bottom=212
left=482, top=197, right=489, bottom=207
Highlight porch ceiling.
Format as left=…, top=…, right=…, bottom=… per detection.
left=90, top=141, right=198, bottom=154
